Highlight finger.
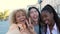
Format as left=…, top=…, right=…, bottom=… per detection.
left=29, top=18, right=31, bottom=24
left=26, top=19, right=29, bottom=26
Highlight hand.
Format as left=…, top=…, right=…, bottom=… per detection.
left=26, top=18, right=34, bottom=31
left=26, top=18, right=37, bottom=34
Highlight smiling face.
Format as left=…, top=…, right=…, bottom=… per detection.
left=41, top=11, right=54, bottom=25
left=30, top=8, right=39, bottom=22
left=15, top=11, right=26, bottom=24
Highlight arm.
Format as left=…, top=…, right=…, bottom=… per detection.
left=6, top=24, right=20, bottom=34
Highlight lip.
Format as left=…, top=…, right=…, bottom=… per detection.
left=45, top=20, right=49, bottom=24
left=33, top=16, right=38, bottom=19
left=20, top=18, right=25, bottom=21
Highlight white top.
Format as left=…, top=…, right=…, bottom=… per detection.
left=46, top=23, right=60, bottom=34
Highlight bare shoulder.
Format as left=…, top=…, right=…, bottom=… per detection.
left=9, top=24, right=18, bottom=31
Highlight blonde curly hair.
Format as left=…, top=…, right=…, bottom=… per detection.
left=9, top=9, right=27, bottom=24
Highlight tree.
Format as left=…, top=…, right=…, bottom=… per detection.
left=0, top=10, right=9, bottom=21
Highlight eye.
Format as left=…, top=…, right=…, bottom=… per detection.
left=30, top=11, right=33, bottom=14
left=17, top=16, right=20, bottom=18
left=22, top=14, right=25, bottom=16
left=35, top=11, right=37, bottom=12
left=41, top=14, right=48, bottom=19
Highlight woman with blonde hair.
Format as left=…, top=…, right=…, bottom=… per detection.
left=6, top=9, right=36, bottom=34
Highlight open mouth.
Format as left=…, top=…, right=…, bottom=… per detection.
left=33, top=16, right=38, bottom=19
left=45, top=20, right=49, bottom=24
left=20, top=18, right=25, bottom=22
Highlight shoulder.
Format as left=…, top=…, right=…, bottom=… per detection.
left=9, top=24, right=18, bottom=31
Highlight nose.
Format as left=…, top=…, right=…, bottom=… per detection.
left=34, top=12, right=37, bottom=15
left=43, top=17, right=46, bottom=21
left=19, top=16, right=24, bottom=19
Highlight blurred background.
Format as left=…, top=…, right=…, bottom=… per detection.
left=0, top=0, right=60, bottom=34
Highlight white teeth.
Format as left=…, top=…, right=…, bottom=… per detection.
left=20, top=19, right=25, bottom=22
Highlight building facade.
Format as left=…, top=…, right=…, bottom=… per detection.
left=41, top=0, right=60, bottom=17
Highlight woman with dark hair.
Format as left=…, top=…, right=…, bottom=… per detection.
left=41, top=4, right=60, bottom=34
left=28, top=7, right=42, bottom=34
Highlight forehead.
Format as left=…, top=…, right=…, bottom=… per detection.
left=30, top=8, right=37, bottom=11
left=41, top=11, right=51, bottom=15
left=15, top=11, right=25, bottom=15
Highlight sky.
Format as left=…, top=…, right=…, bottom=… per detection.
left=0, top=0, right=38, bottom=19
left=0, top=0, right=38, bottom=12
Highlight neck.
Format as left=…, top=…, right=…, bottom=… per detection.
left=33, top=20, right=38, bottom=26
left=49, top=20, right=55, bottom=31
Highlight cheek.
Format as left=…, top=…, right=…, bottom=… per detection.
left=16, top=17, right=20, bottom=20
left=46, top=17, right=51, bottom=24
left=15, top=17, right=20, bottom=22
left=30, top=13, right=34, bottom=18
left=36, top=12, right=39, bottom=16
left=23, top=16, right=26, bottom=19
left=48, top=16, right=52, bottom=21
